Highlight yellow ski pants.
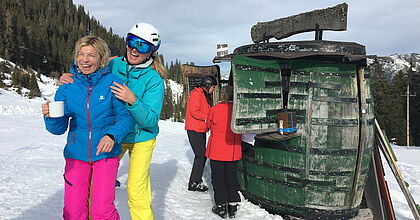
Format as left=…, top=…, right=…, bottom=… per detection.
left=121, top=139, right=156, bottom=220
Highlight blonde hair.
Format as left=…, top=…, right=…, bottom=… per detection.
left=151, top=53, right=167, bottom=79
left=74, top=35, right=110, bottom=68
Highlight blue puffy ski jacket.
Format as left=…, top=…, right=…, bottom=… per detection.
left=44, top=63, right=133, bottom=162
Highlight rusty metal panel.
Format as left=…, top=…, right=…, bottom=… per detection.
left=231, top=55, right=283, bottom=133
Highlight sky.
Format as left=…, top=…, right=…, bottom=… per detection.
left=71, top=0, right=420, bottom=72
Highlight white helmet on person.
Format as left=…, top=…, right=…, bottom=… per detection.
left=127, top=22, right=161, bottom=52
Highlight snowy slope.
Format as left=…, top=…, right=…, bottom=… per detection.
left=167, top=79, right=183, bottom=100
left=382, top=145, right=420, bottom=220
left=1, top=90, right=419, bottom=220
left=377, top=53, right=420, bottom=79
left=0, top=88, right=281, bottom=220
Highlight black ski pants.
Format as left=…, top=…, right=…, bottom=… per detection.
left=187, top=130, right=207, bottom=183
left=210, top=160, right=241, bottom=205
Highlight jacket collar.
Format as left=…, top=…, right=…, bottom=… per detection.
left=119, top=56, right=152, bottom=79
left=122, top=55, right=153, bottom=69
left=194, top=87, right=212, bottom=105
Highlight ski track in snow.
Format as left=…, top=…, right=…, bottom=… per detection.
left=1, top=88, right=419, bottom=220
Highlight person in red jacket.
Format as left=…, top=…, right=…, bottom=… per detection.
left=206, top=86, right=242, bottom=218
left=185, top=75, right=218, bottom=192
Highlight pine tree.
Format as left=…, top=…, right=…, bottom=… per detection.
left=390, top=70, right=410, bottom=145
left=412, top=74, right=420, bottom=145
left=0, top=76, right=5, bottom=88
left=14, top=7, right=26, bottom=65
left=372, top=59, right=406, bottom=145
left=21, top=72, right=30, bottom=89
left=372, top=59, right=389, bottom=127
left=16, top=85, right=22, bottom=95
left=174, top=94, right=186, bottom=122
left=4, top=10, right=16, bottom=60
left=0, top=70, right=5, bottom=88
left=407, top=55, right=420, bottom=145
left=36, top=67, right=42, bottom=79
left=0, top=61, right=9, bottom=74
left=167, top=60, right=184, bottom=84
left=0, top=4, right=6, bottom=58
left=160, top=79, right=174, bottom=120
left=11, top=66, right=21, bottom=86
left=28, top=70, right=41, bottom=98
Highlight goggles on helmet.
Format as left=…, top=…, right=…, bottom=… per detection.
left=126, top=34, right=154, bottom=54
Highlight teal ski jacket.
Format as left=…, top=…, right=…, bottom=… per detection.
left=108, top=57, right=164, bottom=143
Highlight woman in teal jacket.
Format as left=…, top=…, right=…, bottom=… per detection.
left=109, top=23, right=165, bottom=220
left=61, top=23, right=165, bottom=220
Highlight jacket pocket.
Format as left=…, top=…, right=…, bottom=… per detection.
left=66, top=133, right=76, bottom=147
left=137, top=127, right=153, bottom=135
left=63, top=174, right=73, bottom=186
left=103, top=115, right=115, bottom=126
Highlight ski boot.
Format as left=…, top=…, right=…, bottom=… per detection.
left=212, top=204, right=227, bottom=218
left=228, top=203, right=238, bottom=218
left=188, top=181, right=208, bottom=192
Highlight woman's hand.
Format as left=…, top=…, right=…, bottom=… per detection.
left=59, top=73, right=75, bottom=85
left=96, top=135, right=115, bottom=155
left=110, top=82, right=136, bottom=105
left=41, top=101, right=50, bottom=117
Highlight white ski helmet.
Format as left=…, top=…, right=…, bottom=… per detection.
left=127, top=22, right=161, bottom=52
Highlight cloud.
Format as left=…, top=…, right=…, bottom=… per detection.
left=73, top=0, right=420, bottom=67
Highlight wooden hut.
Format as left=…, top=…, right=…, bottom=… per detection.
left=181, top=64, right=221, bottom=106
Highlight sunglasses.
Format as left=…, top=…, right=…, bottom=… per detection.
left=126, top=35, right=154, bottom=54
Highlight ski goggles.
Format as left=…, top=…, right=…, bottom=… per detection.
left=126, top=34, right=154, bottom=54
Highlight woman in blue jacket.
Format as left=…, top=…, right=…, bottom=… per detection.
left=61, top=23, right=165, bottom=220
left=42, top=36, right=133, bottom=220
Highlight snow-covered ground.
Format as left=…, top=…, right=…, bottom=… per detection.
left=382, top=145, right=420, bottom=220
left=0, top=86, right=419, bottom=219
left=0, top=88, right=281, bottom=220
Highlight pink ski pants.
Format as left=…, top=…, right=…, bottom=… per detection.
left=63, top=157, right=120, bottom=220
